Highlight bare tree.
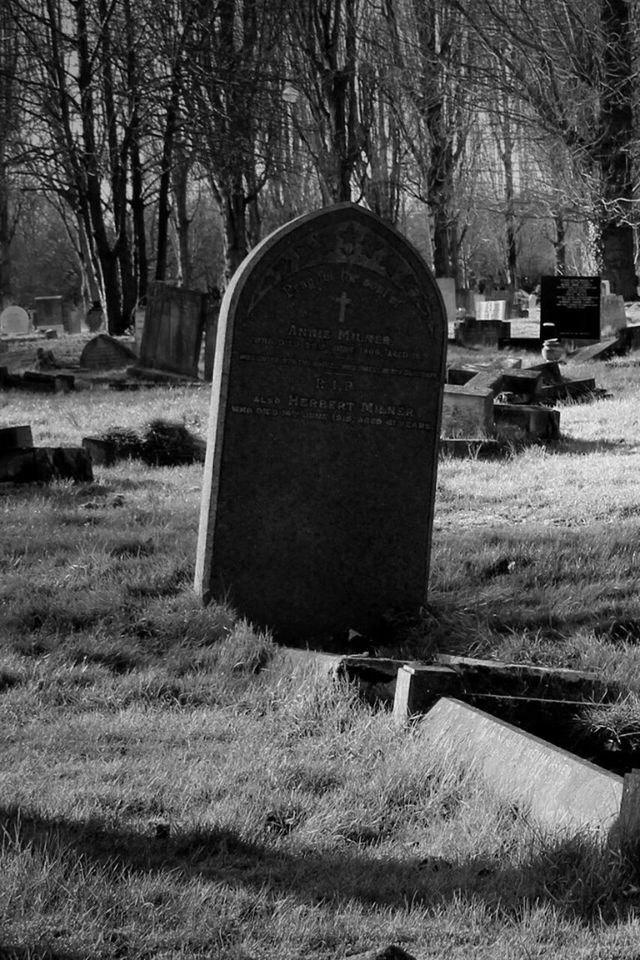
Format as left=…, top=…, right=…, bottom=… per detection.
left=452, top=0, right=639, bottom=297
left=0, top=0, right=22, bottom=304
left=183, top=0, right=288, bottom=284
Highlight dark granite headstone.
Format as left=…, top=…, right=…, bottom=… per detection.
left=195, top=203, right=447, bottom=643
left=138, top=282, right=205, bottom=378
left=33, top=296, right=67, bottom=330
left=540, top=276, right=600, bottom=340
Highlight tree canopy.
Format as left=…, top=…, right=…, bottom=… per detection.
left=2, top=0, right=638, bottom=331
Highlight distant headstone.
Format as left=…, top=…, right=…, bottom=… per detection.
left=86, top=301, right=104, bottom=332
left=436, top=277, right=456, bottom=324
left=138, top=282, right=205, bottom=378
left=195, top=203, right=447, bottom=642
left=476, top=300, right=506, bottom=321
left=133, top=304, right=146, bottom=350
left=80, top=334, right=138, bottom=370
left=34, top=296, right=66, bottom=331
left=540, top=276, right=600, bottom=340
left=0, top=305, right=29, bottom=335
left=601, top=294, right=627, bottom=335
left=66, top=306, right=82, bottom=334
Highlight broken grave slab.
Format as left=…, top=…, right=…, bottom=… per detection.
left=0, top=425, right=33, bottom=450
left=393, top=657, right=622, bottom=722
left=418, top=697, right=623, bottom=832
left=0, top=447, right=93, bottom=483
left=493, top=403, right=560, bottom=442
left=433, top=654, right=622, bottom=701
left=441, top=384, right=494, bottom=437
left=536, top=377, right=597, bottom=402
left=571, top=337, right=621, bottom=362
left=446, top=365, right=480, bottom=386
left=21, top=371, right=74, bottom=393
left=525, top=360, right=565, bottom=384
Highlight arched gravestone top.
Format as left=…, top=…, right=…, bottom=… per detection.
left=195, top=203, right=447, bottom=643
left=0, top=305, right=30, bottom=335
left=80, top=334, right=137, bottom=370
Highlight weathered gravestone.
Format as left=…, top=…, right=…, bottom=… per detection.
left=0, top=305, right=30, bottom=335
left=33, top=296, right=67, bottom=332
left=80, top=334, right=137, bottom=370
left=137, top=281, right=206, bottom=378
left=436, top=277, right=457, bottom=325
left=195, top=203, right=447, bottom=642
left=476, top=299, right=506, bottom=321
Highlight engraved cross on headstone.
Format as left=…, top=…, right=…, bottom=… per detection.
left=336, top=291, right=351, bottom=324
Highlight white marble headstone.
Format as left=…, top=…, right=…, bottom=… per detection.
left=476, top=300, right=506, bottom=322
left=0, top=305, right=30, bottom=334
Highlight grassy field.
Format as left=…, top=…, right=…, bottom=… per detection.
left=2, top=339, right=640, bottom=958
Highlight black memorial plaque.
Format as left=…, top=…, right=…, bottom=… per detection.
left=540, top=276, right=600, bottom=341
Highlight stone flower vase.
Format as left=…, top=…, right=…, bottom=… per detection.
left=541, top=338, right=565, bottom=362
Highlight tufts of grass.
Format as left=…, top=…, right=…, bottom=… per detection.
left=4, top=347, right=640, bottom=955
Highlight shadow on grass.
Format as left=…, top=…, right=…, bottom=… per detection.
left=1, top=804, right=637, bottom=925
left=555, top=436, right=636, bottom=455
left=0, top=948, right=86, bottom=960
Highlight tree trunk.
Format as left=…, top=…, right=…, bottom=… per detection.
left=599, top=0, right=636, bottom=299
left=0, top=155, right=11, bottom=306
left=554, top=216, right=567, bottom=276
left=220, top=186, right=248, bottom=286
left=156, top=85, right=181, bottom=282
left=172, top=148, right=192, bottom=287
left=124, top=0, right=148, bottom=303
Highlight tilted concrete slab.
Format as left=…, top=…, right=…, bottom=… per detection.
left=418, top=697, right=623, bottom=832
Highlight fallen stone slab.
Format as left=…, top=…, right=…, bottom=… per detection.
left=0, top=424, right=33, bottom=450
left=20, top=370, right=74, bottom=393
left=418, top=697, right=623, bottom=832
left=536, top=377, right=597, bottom=402
left=500, top=368, right=544, bottom=396
left=526, top=359, right=565, bottom=384
left=445, top=364, right=480, bottom=386
left=0, top=447, right=93, bottom=483
left=127, top=365, right=202, bottom=384
left=442, top=384, right=494, bottom=438
left=571, top=337, right=621, bottom=362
